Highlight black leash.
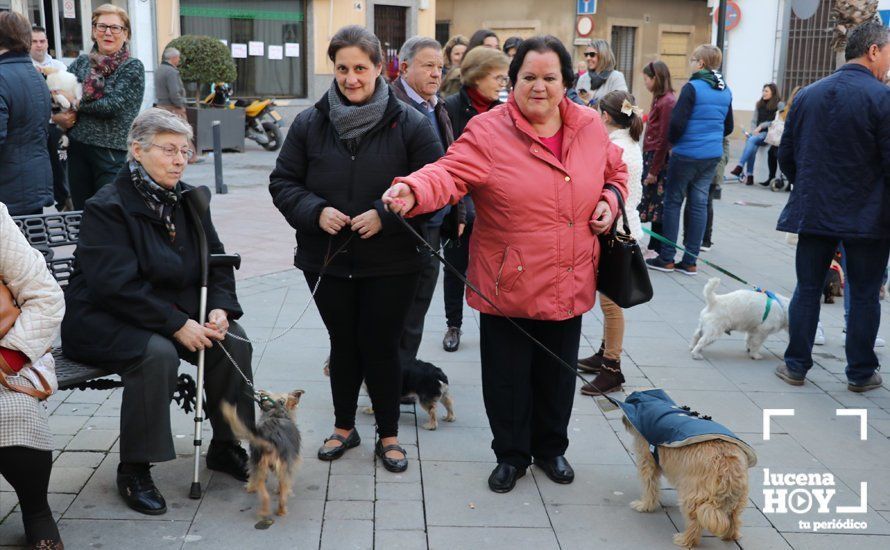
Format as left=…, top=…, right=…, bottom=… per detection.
left=393, top=214, right=621, bottom=408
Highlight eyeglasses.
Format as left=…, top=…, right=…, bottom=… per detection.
left=490, top=74, right=509, bottom=85
left=149, top=143, right=194, bottom=160
left=584, top=52, right=598, bottom=58
left=93, top=23, right=126, bottom=35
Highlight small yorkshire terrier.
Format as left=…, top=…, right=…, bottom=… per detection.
left=221, top=389, right=304, bottom=518
left=622, top=416, right=751, bottom=548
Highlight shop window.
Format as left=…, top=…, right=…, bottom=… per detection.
left=436, top=21, right=450, bottom=47
left=375, top=5, right=408, bottom=81
left=58, top=0, right=84, bottom=58
left=180, top=0, right=307, bottom=98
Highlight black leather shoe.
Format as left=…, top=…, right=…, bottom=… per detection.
left=116, top=464, right=167, bottom=515
left=317, top=429, right=360, bottom=461
left=206, top=440, right=250, bottom=482
left=375, top=440, right=408, bottom=473
left=488, top=463, right=526, bottom=493
left=443, top=326, right=462, bottom=352
left=534, top=456, right=575, bottom=484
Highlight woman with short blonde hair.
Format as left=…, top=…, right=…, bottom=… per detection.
left=574, top=39, right=627, bottom=106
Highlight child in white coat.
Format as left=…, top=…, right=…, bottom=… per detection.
left=578, top=90, right=644, bottom=394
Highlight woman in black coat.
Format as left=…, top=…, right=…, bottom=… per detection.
left=61, top=109, right=256, bottom=516
left=269, top=25, right=443, bottom=473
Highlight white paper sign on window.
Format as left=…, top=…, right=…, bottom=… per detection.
left=220, top=39, right=229, bottom=46
left=268, top=45, right=283, bottom=60
left=63, top=0, right=76, bottom=18
left=231, top=43, right=248, bottom=59
left=285, top=43, right=301, bottom=58
left=249, top=41, right=264, bottom=57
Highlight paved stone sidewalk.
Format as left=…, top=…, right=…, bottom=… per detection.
left=2, top=142, right=890, bottom=549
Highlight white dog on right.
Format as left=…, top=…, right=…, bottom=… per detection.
left=690, top=278, right=791, bottom=360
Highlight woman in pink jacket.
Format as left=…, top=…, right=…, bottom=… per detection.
left=385, top=36, right=628, bottom=493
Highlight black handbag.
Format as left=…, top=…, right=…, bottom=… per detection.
left=596, top=184, right=654, bottom=308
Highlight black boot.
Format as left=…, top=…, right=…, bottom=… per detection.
left=577, top=342, right=605, bottom=373
left=116, top=463, right=166, bottom=515
left=745, top=175, right=754, bottom=186
left=206, top=440, right=249, bottom=482
left=580, top=358, right=625, bottom=395
left=730, top=165, right=743, bottom=177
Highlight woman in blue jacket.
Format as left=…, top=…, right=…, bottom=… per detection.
left=0, top=11, right=53, bottom=216
left=646, top=44, right=733, bottom=275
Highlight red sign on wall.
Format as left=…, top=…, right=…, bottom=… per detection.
left=714, top=1, right=742, bottom=31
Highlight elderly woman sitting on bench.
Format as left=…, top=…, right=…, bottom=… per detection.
left=61, top=108, right=256, bottom=516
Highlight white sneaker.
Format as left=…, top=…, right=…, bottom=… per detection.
left=841, top=325, right=884, bottom=348
left=814, top=324, right=825, bottom=346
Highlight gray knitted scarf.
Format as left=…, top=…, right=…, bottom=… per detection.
left=327, top=76, right=390, bottom=151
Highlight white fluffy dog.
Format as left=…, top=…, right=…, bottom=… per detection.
left=44, top=69, right=81, bottom=111
left=690, top=278, right=790, bottom=360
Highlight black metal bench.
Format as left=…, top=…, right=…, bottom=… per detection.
left=14, top=211, right=196, bottom=411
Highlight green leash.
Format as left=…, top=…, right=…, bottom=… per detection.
left=643, top=227, right=779, bottom=323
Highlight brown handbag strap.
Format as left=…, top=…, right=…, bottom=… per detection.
left=0, top=354, right=52, bottom=400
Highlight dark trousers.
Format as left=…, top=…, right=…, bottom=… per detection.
left=47, top=124, right=70, bottom=207
left=0, top=446, right=60, bottom=545
left=784, top=235, right=890, bottom=383
left=444, top=221, right=473, bottom=329
left=479, top=313, right=581, bottom=468
left=307, top=271, right=420, bottom=438
left=400, top=225, right=442, bottom=365
left=68, top=138, right=127, bottom=210
left=110, top=322, right=256, bottom=464
left=767, top=146, right=778, bottom=180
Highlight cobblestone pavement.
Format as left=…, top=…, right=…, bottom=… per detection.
left=2, top=142, right=889, bottom=549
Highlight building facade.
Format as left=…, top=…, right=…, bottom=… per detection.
left=716, top=0, right=890, bottom=135
left=154, top=0, right=435, bottom=102
left=437, top=0, right=713, bottom=109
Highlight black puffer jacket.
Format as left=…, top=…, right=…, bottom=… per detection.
left=269, top=89, right=444, bottom=278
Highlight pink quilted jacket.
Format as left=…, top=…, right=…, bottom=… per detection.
left=397, top=96, right=628, bottom=321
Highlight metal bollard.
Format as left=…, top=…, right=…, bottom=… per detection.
left=212, top=120, right=227, bottom=195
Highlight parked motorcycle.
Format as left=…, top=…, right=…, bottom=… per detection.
left=239, top=98, right=284, bottom=151
left=202, top=84, right=284, bottom=151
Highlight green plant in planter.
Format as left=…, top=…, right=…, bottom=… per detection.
left=166, top=35, right=236, bottom=105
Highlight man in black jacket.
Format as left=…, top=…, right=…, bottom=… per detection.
left=390, top=37, right=457, bottom=367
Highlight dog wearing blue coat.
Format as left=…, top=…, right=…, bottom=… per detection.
left=618, top=389, right=757, bottom=548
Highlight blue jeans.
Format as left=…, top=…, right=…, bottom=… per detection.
left=785, top=235, right=890, bottom=383
left=738, top=132, right=767, bottom=174
left=659, top=154, right=720, bottom=266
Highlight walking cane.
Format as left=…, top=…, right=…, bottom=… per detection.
left=184, top=187, right=241, bottom=500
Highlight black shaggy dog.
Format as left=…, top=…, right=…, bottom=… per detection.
left=402, top=359, right=456, bottom=430
left=362, top=359, right=456, bottom=430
